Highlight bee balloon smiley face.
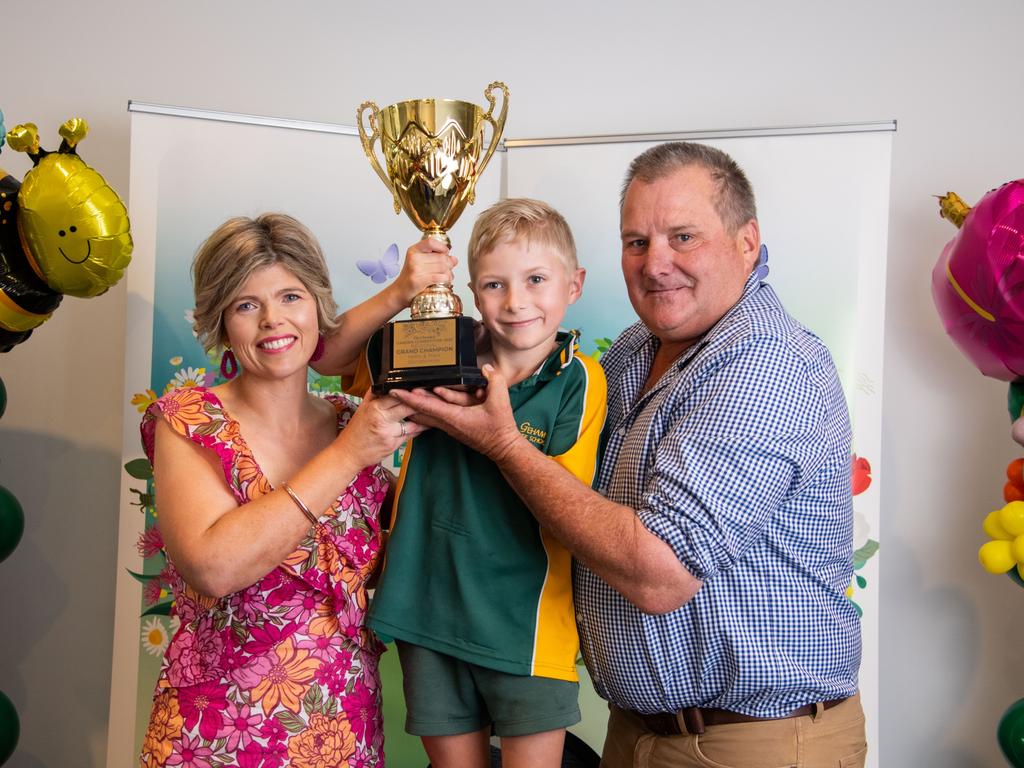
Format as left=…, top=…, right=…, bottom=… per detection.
left=0, top=116, right=132, bottom=351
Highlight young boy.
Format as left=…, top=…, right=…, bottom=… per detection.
left=335, top=199, right=607, bottom=768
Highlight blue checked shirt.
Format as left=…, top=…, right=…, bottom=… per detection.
left=574, top=274, right=860, bottom=717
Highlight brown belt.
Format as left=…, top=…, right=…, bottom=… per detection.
left=634, top=696, right=850, bottom=736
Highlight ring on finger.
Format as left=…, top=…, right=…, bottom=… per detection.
left=399, top=420, right=407, bottom=438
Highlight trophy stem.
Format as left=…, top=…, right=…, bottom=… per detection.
left=411, top=282, right=463, bottom=320
left=424, top=228, right=451, bottom=248
left=409, top=229, right=461, bottom=320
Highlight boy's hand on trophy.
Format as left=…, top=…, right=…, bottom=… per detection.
left=394, top=239, right=458, bottom=306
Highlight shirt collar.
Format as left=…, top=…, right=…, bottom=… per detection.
left=511, top=329, right=579, bottom=388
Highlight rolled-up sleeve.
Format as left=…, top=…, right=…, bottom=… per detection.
left=635, top=337, right=831, bottom=580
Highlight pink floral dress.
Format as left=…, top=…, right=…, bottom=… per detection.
left=138, top=387, right=388, bottom=768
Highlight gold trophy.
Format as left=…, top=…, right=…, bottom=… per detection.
left=357, top=81, right=509, bottom=392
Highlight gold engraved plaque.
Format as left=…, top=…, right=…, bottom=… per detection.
left=391, top=318, right=457, bottom=369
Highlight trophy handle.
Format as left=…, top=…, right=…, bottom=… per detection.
left=357, top=100, right=401, bottom=214
left=476, top=81, right=509, bottom=183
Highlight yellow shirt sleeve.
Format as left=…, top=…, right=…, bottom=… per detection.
left=551, top=353, right=607, bottom=486
left=341, top=345, right=373, bottom=396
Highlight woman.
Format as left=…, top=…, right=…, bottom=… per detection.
left=138, top=213, right=452, bottom=768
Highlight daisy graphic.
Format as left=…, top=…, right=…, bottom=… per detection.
left=141, top=617, right=171, bottom=657
left=169, top=367, right=208, bottom=390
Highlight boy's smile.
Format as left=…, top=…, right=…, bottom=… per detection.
left=471, top=238, right=584, bottom=376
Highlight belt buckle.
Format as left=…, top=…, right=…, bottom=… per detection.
left=641, top=709, right=706, bottom=736
left=680, top=707, right=705, bottom=735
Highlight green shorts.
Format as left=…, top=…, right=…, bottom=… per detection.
left=396, top=641, right=581, bottom=737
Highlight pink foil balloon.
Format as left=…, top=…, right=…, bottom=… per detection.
left=932, top=180, right=1024, bottom=380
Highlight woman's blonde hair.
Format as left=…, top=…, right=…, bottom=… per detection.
left=191, top=213, right=338, bottom=352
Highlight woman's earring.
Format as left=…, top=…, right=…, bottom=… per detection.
left=220, top=347, right=238, bottom=379
left=310, top=333, right=326, bottom=363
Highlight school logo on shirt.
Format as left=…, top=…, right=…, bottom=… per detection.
left=519, top=421, right=548, bottom=446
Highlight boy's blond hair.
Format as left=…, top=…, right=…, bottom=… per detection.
left=467, top=198, right=578, bottom=280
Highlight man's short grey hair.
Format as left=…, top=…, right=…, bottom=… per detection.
left=620, top=142, right=757, bottom=233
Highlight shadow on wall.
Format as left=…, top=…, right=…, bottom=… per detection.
left=0, top=429, right=120, bottom=767
left=880, top=534, right=988, bottom=768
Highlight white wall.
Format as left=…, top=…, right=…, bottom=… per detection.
left=1, top=1, right=1021, bottom=765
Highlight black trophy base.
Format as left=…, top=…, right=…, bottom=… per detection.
left=373, top=315, right=487, bottom=394
left=374, top=364, right=487, bottom=394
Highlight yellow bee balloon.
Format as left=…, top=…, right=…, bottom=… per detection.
left=0, top=117, right=132, bottom=351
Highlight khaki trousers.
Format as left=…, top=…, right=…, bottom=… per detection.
left=600, top=693, right=867, bottom=768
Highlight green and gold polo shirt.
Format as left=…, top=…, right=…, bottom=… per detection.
left=349, top=330, right=607, bottom=681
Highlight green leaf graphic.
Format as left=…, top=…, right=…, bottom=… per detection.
left=124, top=458, right=154, bottom=480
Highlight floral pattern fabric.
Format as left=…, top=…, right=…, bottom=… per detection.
left=138, top=387, right=387, bottom=768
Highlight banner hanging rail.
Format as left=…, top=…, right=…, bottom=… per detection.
left=127, top=101, right=360, bottom=137
left=504, top=120, right=897, bottom=148
left=128, top=102, right=895, bottom=148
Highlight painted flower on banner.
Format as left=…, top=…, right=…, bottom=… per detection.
left=847, top=452, right=880, bottom=616
left=131, top=388, right=159, bottom=413
left=141, top=616, right=171, bottom=657
left=137, top=525, right=164, bottom=559
left=169, top=366, right=208, bottom=391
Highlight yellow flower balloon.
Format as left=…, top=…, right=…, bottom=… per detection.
left=980, top=539, right=1016, bottom=574
left=978, top=500, right=1024, bottom=578
left=984, top=509, right=1012, bottom=540
left=1000, top=500, right=1024, bottom=537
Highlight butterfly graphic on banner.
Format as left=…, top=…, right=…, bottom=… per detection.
left=755, top=243, right=769, bottom=280
left=357, top=243, right=400, bottom=284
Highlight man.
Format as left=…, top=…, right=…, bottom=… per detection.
left=394, top=142, right=866, bottom=768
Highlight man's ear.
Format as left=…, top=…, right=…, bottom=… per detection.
left=737, top=219, right=761, bottom=272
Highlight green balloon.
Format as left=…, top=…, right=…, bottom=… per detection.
left=1011, top=381, right=1024, bottom=421
left=999, top=698, right=1024, bottom=767
left=0, top=486, right=23, bottom=564
left=1009, top=569, right=1024, bottom=590
left=0, top=689, right=17, bottom=766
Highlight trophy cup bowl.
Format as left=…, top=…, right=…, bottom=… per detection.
left=357, top=82, right=509, bottom=392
